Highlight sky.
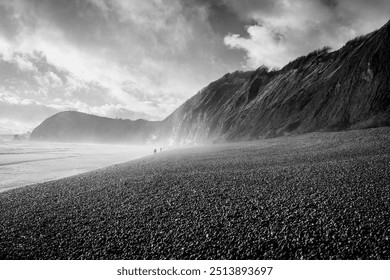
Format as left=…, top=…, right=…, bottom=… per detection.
left=0, top=0, right=389, bottom=134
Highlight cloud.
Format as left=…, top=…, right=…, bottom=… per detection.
left=225, top=24, right=288, bottom=68
left=0, top=90, right=154, bottom=134
left=0, top=118, right=34, bottom=134
left=12, top=54, right=37, bottom=72
left=224, top=0, right=390, bottom=68
left=35, top=71, right=63, bottom=88
left=0, top=0, right=389, bottom=133
left=46, top=99, right=153, bottom=120
left=0, top=0, right=247, bottom=135
left=0, top=90, right=58, bottom=133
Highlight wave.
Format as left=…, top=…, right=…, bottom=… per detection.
left=0, top=156, right=76, bottom=167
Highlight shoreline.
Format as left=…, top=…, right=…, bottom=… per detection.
left=0, top=153, right=152, bottom=194
left=1, top=127, right=389, bottom=259
left=0, top=143, right=154, bottom=193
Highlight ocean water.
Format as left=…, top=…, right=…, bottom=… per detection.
left=0, top=136, right=152, bottom=192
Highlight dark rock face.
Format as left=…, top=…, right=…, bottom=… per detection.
left=160, top=20, right=390, bottom=144
left=31, top=20, right=390, bottom=144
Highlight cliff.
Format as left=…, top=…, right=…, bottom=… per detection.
left=31, top=20, right=390, bottom=145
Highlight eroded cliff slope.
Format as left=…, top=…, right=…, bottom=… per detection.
left=31, top=20, right=390, bottom=144
left=158, top=20, right=390, bottom=144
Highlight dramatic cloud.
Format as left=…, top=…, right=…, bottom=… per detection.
left=224, top=0, right=390, bottom=68
left=0, top=0, right=389, bottom=133
left=0, top=0, right=249, bottom=133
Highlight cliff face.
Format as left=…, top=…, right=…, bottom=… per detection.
left=31, top=20, right=390, bottom=145
left=156, top=20, right=390, bottom=144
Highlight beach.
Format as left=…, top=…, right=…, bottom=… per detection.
left=0, top=127, right=389, bottom=259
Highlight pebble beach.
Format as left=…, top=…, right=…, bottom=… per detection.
left=0, top=127, right=389, bottom=259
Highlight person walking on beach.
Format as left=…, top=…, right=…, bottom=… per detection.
left=154, top=148, right=157, bottom=154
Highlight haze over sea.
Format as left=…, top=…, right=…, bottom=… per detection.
left=0, top=135, right=151, bottom=192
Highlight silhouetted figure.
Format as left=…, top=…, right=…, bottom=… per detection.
left=160, top=147, right=162, bottom=152
left=154, top=149, right=157, bottom=154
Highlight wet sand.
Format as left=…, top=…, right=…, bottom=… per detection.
left=0, top=127, right=389, bottom=259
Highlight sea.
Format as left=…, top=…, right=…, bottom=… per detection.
left=0, top=135, right=152, bottom=192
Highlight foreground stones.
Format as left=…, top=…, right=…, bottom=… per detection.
left=1, top=127, right=389, bottom=259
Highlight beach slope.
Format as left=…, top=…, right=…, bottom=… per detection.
left=1, top=127, right=389, bottom=259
